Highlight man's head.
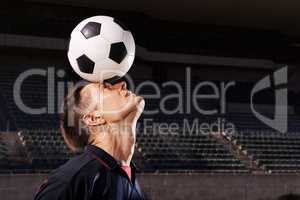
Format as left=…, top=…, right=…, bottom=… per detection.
left=60, top=81, right=144, bottom=151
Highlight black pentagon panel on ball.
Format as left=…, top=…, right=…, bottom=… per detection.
left=76, top=54, right=95, bottom=74
left=81, top=22, right=101, bottom=39
left=109, top=42, right=127, bottom=64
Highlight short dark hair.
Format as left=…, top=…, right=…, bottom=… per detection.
left=59, top=85, right=90, bottom=152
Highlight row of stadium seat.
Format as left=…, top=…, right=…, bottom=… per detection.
left=16, top=128, right=249, bottom=172
left=229, top=132, right=300, bottom=173
left=136, top=131, right=248, bottom=172
left=18, top=130, right=74, bottom=169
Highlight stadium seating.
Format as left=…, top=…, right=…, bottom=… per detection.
left=1, top=69, right=300, bottom=173
left=136, top=130, right=248, bottom=173
left=18, top=129, right=73, bottom=170
left=228, top=132, right=300, bottom=173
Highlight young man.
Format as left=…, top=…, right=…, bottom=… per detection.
left=34, top=81, right=145, bottom=200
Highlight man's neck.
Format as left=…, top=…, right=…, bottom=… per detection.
left=90, top=101, right=144, bottom=166
left=90, top=120, right=136, bottom=166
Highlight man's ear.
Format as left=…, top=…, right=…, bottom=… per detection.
left=82, top=111, right=106, bottom=126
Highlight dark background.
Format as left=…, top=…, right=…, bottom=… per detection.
left=0, top=1, right=300, bottom=200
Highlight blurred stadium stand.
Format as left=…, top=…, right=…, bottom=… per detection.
left=0, top=0, right=299, bottom=180
left=1, top=2, right=300, bottom=200
left=228, top=132, right=300, bottom=173
left=0, top=66, right=299, bottom=174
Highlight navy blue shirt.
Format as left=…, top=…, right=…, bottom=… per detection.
left=34, top=145, right=145, bottom=200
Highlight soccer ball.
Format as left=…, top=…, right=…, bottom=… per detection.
left=67, top=16, right=135, bottom=82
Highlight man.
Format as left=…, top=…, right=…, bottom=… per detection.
left=34, top=81, right=145, bottom=200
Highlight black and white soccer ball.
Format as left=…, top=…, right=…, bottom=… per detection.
left=67, top=16, right=135, bottom=82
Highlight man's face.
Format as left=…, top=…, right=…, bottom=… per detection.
left=82, top=81, right=144, bottom=123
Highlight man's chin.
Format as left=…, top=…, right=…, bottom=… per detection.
left=127, top=96, right=145, bottom=119
left=135, top=96, right=145, bottom=113
left=121, top=97, right=144, bottom=122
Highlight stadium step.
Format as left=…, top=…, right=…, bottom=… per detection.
left=210, top=131, right=267, bottom=173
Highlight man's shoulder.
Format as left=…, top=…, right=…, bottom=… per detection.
left=48, top=150, right=106, bottom=184
left=34, top=151, right=108, bottom=200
